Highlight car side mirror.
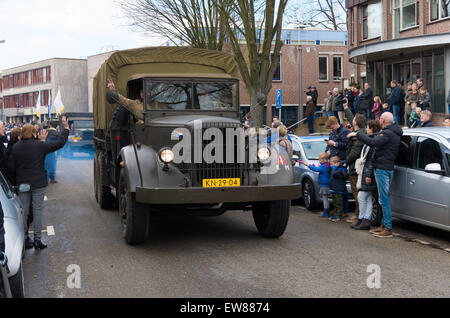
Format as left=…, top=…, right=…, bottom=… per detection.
left=425, top=163, right=443, bottom=173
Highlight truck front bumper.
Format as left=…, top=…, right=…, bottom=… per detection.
left=135, top=184, right=302, bottom=205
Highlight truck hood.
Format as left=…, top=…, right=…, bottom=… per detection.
left=149, top=115, right=241, bottom=128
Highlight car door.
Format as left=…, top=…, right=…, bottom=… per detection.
left=404, top=136, right=450, bottom=227
left=391, top=135, right=413, bottom=213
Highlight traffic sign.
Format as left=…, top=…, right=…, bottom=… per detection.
left=276, top=89, right=282, bottom=109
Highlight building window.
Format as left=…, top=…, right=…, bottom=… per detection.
left=319, top=56, right=328, bottom=81
left=333, top=56, right=343, bottom=81
left=431, top=0, right=450, bottom=21
left=271, top=54, right=281, bottom=81
left=362, top=1, right=382, bottom=40
left=393, top=0, right=418, bottom=38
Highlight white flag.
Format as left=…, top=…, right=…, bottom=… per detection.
left=54, top=89, right=65, bottom=115
left=36, top=92, right=42, bottom=117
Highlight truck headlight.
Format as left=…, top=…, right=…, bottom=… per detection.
left=258, top=147, right=271, bottom=161
left=159, top=148, right=174, bottom=163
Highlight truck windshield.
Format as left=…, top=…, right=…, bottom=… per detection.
left=145, top=80, right=238, bottom=111
left=69, top=120, right=94, bottom=130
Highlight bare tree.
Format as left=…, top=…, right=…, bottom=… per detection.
left=223, top=0, right=289, bottom=126
left=287, top=0, right=347, bottom=31
left=116, top=0, right=232, bottom=50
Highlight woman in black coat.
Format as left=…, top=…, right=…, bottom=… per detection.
left=352, top=120, right=382, bottom=230
left=8, top=117, right=69, bottom=249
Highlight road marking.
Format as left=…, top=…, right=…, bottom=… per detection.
left=44, top=196, right=48, bottom=201
left=47, top=226, right=55, bottom=236
left=28, top=225, right=55, bottom=236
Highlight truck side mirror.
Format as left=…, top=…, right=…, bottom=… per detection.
left=106, top=90, right=119, bottom=104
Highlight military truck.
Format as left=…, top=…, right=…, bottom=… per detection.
left=60, top=112, right=94, bottom=158
left=93, top=47, right=301, bottom=245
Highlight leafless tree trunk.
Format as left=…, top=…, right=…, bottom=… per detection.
left=222, top=0, right=288, bottom=127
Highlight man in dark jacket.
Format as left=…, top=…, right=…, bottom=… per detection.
left=0, top=122, right=7, bottom=175
left=305, top=96, right=315, bottom=134
left=348, top=112, right=403, bottom=238
left=345, top=86, right=356, bottom=115
left=358, top=83, right=373, bottom=119
left=343, top=104, right=367, bottom=223
left=306, top=86, right=318, bottom=106
left=388, top=80, right=404, bottom=125
left=325, top=116, right=350, bottom=161
left=8, top=117, right=69, bottom=249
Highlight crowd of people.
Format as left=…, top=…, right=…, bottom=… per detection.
left=319, top=77, right=450, bottom=130
left=0, top=117, right=69, bottom=253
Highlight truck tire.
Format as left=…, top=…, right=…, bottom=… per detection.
left=97, top=152, right=114, bottom=210
left=94, top=151, right=99, bottom=202
left=252, top=200, right=290, bottom=238
left=9, top=263, right=25, bottom=298
left=119, top=169, right=149, bottom=245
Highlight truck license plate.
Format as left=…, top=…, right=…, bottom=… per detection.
left=203, top=178, right=241, bottom=188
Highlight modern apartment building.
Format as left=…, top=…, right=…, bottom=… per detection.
left=347, top=0, right=450, bottom=115
left=0, top=58, right=88, bottom=123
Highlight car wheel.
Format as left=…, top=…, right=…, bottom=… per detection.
left=370, top=193, right=383, bottom=227
left=303, top=179, right=318, bottom=211
left=119, top=169, right=150, bottom=245
left=9, top=263, right=25, bottom=298
left=252, top=200, right=290, bottom=238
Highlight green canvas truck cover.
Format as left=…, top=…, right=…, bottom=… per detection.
left=93, top=46, right=239, bottom=131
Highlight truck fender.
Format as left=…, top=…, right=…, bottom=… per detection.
left=119, top=145, right=186, bottom=193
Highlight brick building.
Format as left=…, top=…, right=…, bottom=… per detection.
left=238, top=29, right=359, bottom=128
left=0, top=58, right=88, bottom=123
left=347, top=0, right=450, bottom=116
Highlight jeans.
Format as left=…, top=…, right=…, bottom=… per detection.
left=19, top=187, right=46, bottom=240
left=349, top=175, right=359, bottom=217
left=358, top=191, right=373, bottom=220
left=320, top=187, right=330, bottom=211
left=392, top=105, right=400, bottom=124
left=374, top=169, right=394, bottom=230
left=448, top=105, right=450, bottom=114
left=307, top=116, right=314, bottom=134
left=327, top=110, right=334, bottom=117
left=45, top=152, right=57, bottom=181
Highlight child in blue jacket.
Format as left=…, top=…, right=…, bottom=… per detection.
left=329, top=156, right=349, bottom=222
left=302, top=152, right=331, bottom=217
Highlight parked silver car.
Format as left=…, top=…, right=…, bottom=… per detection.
left=0, top=173, right=26, bottom=298
left=388, top=127, right=450, bottom=231
left=291, top=134, right=382, bottom=224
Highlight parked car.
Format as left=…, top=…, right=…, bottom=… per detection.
left=290, top=134, right=382, bottom=225
left=386, top=127, right=450, bottom=231
left=0, top=171, right=27, bottom=298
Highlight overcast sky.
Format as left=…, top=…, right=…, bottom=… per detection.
left=0, top=0, right=164, bottom=71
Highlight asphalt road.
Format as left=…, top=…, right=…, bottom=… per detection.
left=23, top=157, right=450, bottom=298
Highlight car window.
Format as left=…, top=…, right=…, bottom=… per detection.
left=292, top=140, right=301, bottom=157
left=302, top=141, right=327, bottom=160
left=413, top=137, right=443, bottom=170
left=396, top=135, right=413, bottom=167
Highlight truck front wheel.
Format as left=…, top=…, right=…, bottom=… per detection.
left=119, top=169, right=149, bottom=245
left=252, top=200, right=290, bottom=238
